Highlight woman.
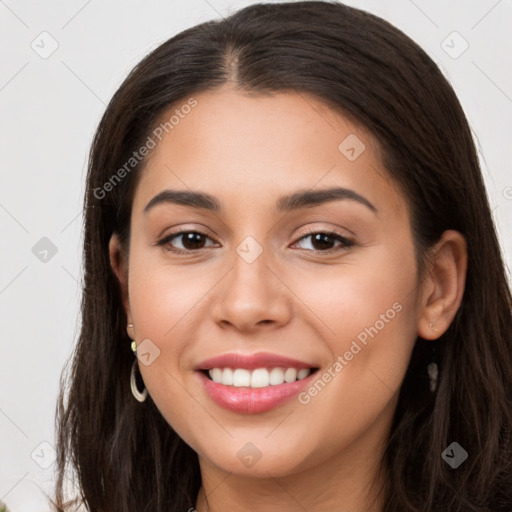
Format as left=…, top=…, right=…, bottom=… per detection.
left=52, top=1, right=512, bottom=511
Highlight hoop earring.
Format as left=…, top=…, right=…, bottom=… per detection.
left=130, top=359, right=148, bottom=402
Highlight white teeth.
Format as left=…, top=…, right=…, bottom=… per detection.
left=297, top=368, right=310, bottom=380
left=250, top=368, right=270, bottom=388
left=284, top=368, right=297, bottom=383
left=209, top=368, right=222, bottom=383
left=269, top=367, right=285, bottom=385
left=233, top=368, right=251, bottom=387
left=222, top=367, right=233, bottom=385
left=207, top=367, right=312, bottom=387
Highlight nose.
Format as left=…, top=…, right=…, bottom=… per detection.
left=210, top=244, right=292, bottom=333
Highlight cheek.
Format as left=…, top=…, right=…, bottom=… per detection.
left=128, top=245, right=213, bottom=344
left=295, top=243, right=419, bottom=427
left=126, top=247, right=223, bottom=426
left=318, top=253, right=417, bottom=434
left=291, top=239, right=418, bottom=348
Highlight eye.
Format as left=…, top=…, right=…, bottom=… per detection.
left=291, top=229, right=355, bottom=253
left=156, top=230, right=217, bottom=253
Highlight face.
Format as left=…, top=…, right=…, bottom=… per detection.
left=111, top=87, right=424, bottom=478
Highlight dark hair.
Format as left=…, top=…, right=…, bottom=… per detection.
left=52, top=1, right=512, bottom=511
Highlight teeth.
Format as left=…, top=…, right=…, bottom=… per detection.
left=210, top=368, right=222, bottom=383
left=284, top=368, right=297, bottom=383
left=269, top=367, right=285, bottom=385
left=207, top=367, right=312, bottom=387
left=233, top=369, right=251, bottom=387
left=222, top=367, right=233, bottom=385
left=251, top=368, right=269, bottom=388
left=297, top=368, right=310, bottom=380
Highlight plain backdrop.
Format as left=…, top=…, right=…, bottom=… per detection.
left=1, top=1, right=511, bottom=510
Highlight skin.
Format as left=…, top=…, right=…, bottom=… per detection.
left=109, top=86, right=467, bottom=512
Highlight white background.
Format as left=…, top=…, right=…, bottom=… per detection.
left=1, top=1, right=511, bottom=510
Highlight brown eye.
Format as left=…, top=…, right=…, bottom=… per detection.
left=292, top=231, right=354, bottom=253
left=157, top=230, right=217, bottom=253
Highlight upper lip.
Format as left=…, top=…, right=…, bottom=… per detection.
left=194, top=352, right=317, bottom=371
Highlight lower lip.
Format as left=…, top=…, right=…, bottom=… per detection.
left=196, top=371, right=316, bottom=414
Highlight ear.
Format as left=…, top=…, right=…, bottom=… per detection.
left=417, top=229, right=468, bottom=340
left=109, top=233, right=132, bottom=335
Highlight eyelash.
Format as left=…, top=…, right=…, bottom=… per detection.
left=156, top=228, right=355, bottom=255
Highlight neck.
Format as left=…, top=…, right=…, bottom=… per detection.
left=194, top=412, right=391, bottom=512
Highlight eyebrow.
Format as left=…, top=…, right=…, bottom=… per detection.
left=144, top=187, right=378, bottom=215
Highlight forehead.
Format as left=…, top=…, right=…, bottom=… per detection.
left=132, top=88, right=406, bottom=220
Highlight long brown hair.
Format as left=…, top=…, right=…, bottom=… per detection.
left=52, top=2, right=512, bottom=510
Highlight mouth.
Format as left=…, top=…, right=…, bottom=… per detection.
left=194, top=353, right=320, bottom=414
left=194, top=352, right=320, bottom=413
left=199, top=366, right=319, bottom=388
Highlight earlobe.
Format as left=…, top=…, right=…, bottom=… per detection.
left=417, top=230, right=468, bottom=340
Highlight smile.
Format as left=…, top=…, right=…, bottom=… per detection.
left=194, top=352, right=320, bottom=414
left=206, top=367, right=313, bottom=387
